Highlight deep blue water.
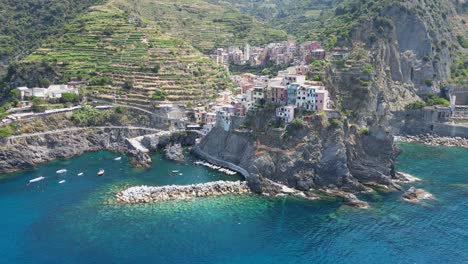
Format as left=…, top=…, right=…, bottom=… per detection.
left=0, top=144, right=467, bottom=264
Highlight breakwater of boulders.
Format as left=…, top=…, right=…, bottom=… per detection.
left=116, top=181, right=251, bottom=204
left=395, top=134, right=468, bottom=148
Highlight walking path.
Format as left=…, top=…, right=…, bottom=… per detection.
left=8, top=126, right=161, bottom=139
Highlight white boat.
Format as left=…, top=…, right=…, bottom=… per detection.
left=172, top=170, right=179, bottom=173
left=97, top=169, right=105, bottom=176
left=59, top=180, right=66, bottom=184
left=29, top=176, right=45, bottom=184
left=114, top=157, right=122, bottom=161
left=77, top=172, right=84, bottom=176
left=56, top=169, right=67, bottom=174
left=179, top=173, right=183, bottom=176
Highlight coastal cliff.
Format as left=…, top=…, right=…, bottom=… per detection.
left=196, top=111, right=398, bottom=195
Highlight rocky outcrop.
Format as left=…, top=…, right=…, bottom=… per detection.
left=402, top=187, right=435, bottom=203
left=197, top=113, right=399, bottom=197
left=0, top=128, right=201, bottom=173
left=130, top=150, right=152, bottom=169
left=342, top=193, right=369, bottom=209
left=116, top=181, right=251, bottom=203
left=164, top=143, right=184, bottom=162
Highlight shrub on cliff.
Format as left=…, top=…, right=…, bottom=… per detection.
left=0, top=126, right=13, bottom=138
left=426, top=94, right=450, bottom=107
left=358, top=127, right=370, bottom=136
left=71, top=106, right=108, bottom=126
left=405, top=101, right=426, bottom=110
left=289, top=118, right=305, bottom=129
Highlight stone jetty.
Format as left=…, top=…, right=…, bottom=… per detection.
left=116, top=181, right=251, bottom=204
left=395, top=134, right=468, bottom=148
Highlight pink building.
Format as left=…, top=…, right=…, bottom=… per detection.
left=315, top=90, right=330, bottom=110
left=242, top=83, right=253, bottom=94
left=268, top=86, right=288, bottom=105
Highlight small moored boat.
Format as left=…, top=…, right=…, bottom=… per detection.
left=114, top=157, right=122, bottom=161
left=97, top=169, right=105, bottom=176
left=28, top=176, right=45, bottom=184
left=77, top=172, right=84, bottom=176
left=171, top=170, right=179, bottom=173
left=59, top=180, right=66, bottom=184
left=56, top=169, right=67, bottom=174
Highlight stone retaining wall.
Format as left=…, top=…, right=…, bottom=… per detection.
left=191, top=145, right=261, bottom=192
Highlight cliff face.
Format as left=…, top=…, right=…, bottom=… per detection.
left=197, top=113, right=398, bottom=194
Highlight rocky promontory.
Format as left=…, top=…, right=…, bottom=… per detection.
left=116, top=181, right=251, bottom=203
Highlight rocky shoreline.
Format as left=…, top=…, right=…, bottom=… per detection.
left=116, top=181, right=251, bottom=203
left=395, top=135, right=468, bottom=148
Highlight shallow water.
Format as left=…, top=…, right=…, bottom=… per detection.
left=0, top=144, right=467, bottom=263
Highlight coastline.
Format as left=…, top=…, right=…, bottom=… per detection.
left=395, top=134, right=468, bottom=148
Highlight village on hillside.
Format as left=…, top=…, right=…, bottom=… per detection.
left=3, top=38, right=466, bottom=136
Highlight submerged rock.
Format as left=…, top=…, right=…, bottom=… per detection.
left=342, top=193, right=370, bottom=209
left=402, top=187, right=434, bottom=203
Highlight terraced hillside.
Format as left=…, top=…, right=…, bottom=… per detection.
left=15, top=3, right=233, bottom=107
left=113, top=0, right=289, bottom=53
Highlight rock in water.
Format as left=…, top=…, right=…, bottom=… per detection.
left=402, top=187, right=434, bottom=203
left=164, top=144, right=184, bottom=163
left=342, top=193, right=370, bottom=209
left=130, top=150, right=152, bottom=169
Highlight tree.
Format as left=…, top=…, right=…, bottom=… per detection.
left=31, top=97, right=44, bottom=106
left=152, top=90, right=167, bottom=101
left=151, top=64, right=161, bottom=74
left=122, top=79, right=134, bottom=90
left=326, top=34, right=337, bottom=49
left=10, top=89, right=21, bottom=99
left=60, top=92, right=78, bottom=103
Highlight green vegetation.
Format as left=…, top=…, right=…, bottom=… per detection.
left=405, top=101, right=426, bottom=110
left=457, top=35, right=468, bottom=49
left=5, top=2, right=234, bottom=106
left=114, top=0, right=288, bottom=53
left=206, top=0, right=337, bottom=41
left=405, top=95, right=451, bottom=109
left=358, top=127, right=370, bottom=136
left=362, top=64, right=374, bottom=74
left=0, top=126, right=13, bottom=138
left=0, top=0, right=103, bottom=63
left=60, top=93, right=79, bottom=104
left=71, top=106, right=108, bottom=126
left=425, top=94, right=450, bottom=107
left=152, top=90, right=167, bottom=101
left=289, top=118, right=305, bottom=129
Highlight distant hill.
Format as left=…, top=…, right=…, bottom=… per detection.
left=112, top=0, right=289, bottom=53
left=0, top=0, right=103, bottom=71
left=3, top=0, right=289, bottom=106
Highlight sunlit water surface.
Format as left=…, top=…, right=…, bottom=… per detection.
left=0, top=144, right=467, bottom=264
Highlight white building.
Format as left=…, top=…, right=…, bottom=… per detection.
left=276, top=105, right=295, bottom=123
left=17, top=85, right=78, bottom=100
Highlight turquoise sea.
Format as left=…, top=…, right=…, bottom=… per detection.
left=0, top=144, right=467, bottom=264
